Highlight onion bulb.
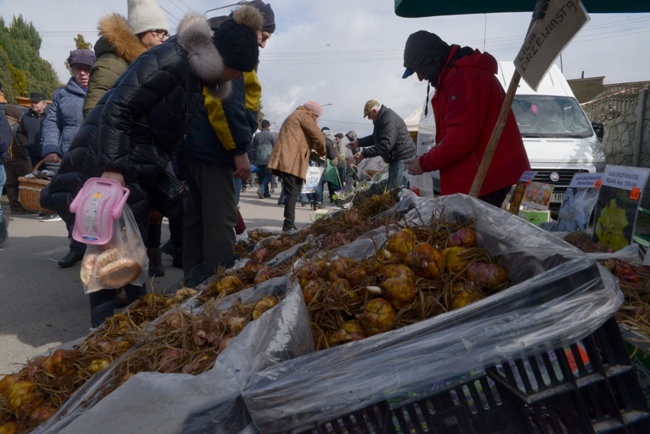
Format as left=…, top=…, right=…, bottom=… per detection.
left=7, top=380, right=38, bottom=412
left=447, top=227, right=477, bottom=247
left=466, top=262, right=509, bottom=291
left=0, top=421, right=17, bottom=434
left=381, top=276, right=416, bottom=310
left=404, top=243, right=444, bottom=279
left=356, top=298, right=396, bottom=336
left=253, top=295, right=279, bottom=319
left=382, top=263, right=414, bottom=280
left=253, top=265, right=275, bottom=284
left=215, top=275, right=243, bottom=295
left=450, top=282, right=484, bottom=310
left=301, top=279, right=323, bottom=305
left=385, top=228, right=417, bottom=260
left=443, top=246, right=471, bottom=274
left=327, top=320, right=367, bottom=347
left=87, top=358, right=111, bottom=373
left=0, top=374, right=22, bottom=396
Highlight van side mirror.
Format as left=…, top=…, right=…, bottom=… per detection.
left=592, top=122, right=604, bottom=142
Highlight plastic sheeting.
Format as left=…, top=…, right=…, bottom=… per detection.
left=34, top=277, right=312, bottom=434
left=31, top=193, right=626, bottom=433
left=241, top=193, right=624, bottom=433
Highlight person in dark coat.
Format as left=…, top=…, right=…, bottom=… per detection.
left=4, top=103, right=37, bottom=215
left=40, top=5, right=263, bottom=328
left=83, top=0, right=171, bottom=277
left=347, top=99, right=416, bottom=191
left=253, top=119, right=277, bottom=199
left=181, top=1, right=274, bottom=278
left=40, top=49, right=96, bottom=225
left=16, top=92, right=48, bottom=170
left=401, top=31, right=530, bottom=207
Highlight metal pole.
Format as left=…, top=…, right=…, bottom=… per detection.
left=633, top=88, right=648, bottom=167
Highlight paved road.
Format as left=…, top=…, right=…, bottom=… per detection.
left=0, top=188, right=325, bottom=375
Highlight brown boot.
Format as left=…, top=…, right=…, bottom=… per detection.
left=147, top=248, right=165, bottom=277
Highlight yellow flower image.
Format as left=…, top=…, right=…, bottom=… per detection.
left=595, top=198, right=629, bottom=251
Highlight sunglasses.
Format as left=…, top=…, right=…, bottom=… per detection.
left=151, top=29, right=170, bottom=40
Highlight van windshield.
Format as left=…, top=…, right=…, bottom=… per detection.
left=511, top=95, right=593, bottom=138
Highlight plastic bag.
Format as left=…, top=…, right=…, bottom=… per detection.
left=80, top=206, right=148, bottom=294
left=301, top=165, right=325, bottom=194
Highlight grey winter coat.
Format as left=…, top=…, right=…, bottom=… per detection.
left=40, top=77, right=86, bottom=159
left=357, top=105, right=415, bottom=163
left=40, top=13, right=232, bottom=234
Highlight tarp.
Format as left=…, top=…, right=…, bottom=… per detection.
left=403, top=105, right=423, bottom=132
left=395, top=0, right=650, bottom=18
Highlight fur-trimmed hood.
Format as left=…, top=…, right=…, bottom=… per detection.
left=95, top=14, right=146, bottom=64
left=177, top=13, right=231, bottom=99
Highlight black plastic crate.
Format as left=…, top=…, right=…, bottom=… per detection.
left=299, top=318, right=650, bottom=434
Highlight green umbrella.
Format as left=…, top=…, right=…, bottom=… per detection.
left=395, top=0, right=650, bottom=17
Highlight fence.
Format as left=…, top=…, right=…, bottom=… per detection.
left=581, top=86, right=646, bottom=122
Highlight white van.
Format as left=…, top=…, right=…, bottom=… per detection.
left=428, top=61, right=605, bottom=212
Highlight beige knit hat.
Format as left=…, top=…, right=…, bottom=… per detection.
left=127, top=0, right=169, bottom=35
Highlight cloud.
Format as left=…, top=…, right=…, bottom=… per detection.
left=1, top=0, right=648, bottom=137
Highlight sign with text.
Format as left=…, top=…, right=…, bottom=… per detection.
left=515, top=0, right=590, bottom=90
left=568, top=172, right=603, bottom=189
left=556, top=173, right=603, bottom=232
left=601, top=165, right=649, bottom=193
left=593, top=165, right=650, bottom=251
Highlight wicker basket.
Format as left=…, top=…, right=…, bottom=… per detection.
left=18, top=159, right=51, bottom=212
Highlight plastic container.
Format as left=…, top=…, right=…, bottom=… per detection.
left=300, top=318, right=650, bottom=434
left=70, top=177, right=130, bottom=245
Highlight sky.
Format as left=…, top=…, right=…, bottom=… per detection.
left=1, top=0, right=649, bottom=137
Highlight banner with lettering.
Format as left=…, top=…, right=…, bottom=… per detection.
left=515, top=0, right=590, bottom=90
left=593, top=165, right=650, bottom=251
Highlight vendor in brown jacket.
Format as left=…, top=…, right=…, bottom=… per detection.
left=268, top=101, right=326, bottom=232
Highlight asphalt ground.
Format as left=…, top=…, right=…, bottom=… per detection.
left=0, top=186, right=326, bottom=375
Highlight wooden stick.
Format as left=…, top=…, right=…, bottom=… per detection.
left=469, top=69, right=521, bottom=197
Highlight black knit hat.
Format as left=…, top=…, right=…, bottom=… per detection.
left=251, top=0, right=275, bottom=33
left=212, top=6, right=261, bottom=73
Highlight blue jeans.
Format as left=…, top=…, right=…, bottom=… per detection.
left=234, top=178, right=242, bottom=204
left=387, top=159, right=408, bottom=191
left=257, top=165, right=271, bottom=197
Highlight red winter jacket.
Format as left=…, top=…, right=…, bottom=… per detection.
left=419, top=48, right=530, bottom=196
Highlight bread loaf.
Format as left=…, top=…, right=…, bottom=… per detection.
left=95, top=248, right=142, bottom=288
left=80, top=252, right=99, bottom=288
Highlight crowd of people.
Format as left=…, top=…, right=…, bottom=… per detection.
left=1, top=0, right=531, bottom=328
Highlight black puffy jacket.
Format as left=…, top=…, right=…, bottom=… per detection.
left=357, top=105, right=416, bottom=164
left=41, top=13, right=232, bottom=233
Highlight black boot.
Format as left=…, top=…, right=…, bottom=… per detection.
left=58, top=250, right=84, bottom=268
left=147, top=248, right=165, bottom=277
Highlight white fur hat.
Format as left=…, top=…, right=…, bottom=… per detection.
left=127, top=0, right=169, bottom=35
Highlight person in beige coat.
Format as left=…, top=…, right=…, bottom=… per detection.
left=268, top=101, right=326, bottom=232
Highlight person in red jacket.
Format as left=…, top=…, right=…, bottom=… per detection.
left=402, top=31, right=530, bottom=207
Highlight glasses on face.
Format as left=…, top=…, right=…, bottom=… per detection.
left=72, top=65, right=91, bottom=74
left=151, top=30, right=169, bottom=40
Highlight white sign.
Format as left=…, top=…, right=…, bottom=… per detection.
left=515, top=0, right=590, bottom=90
left=568, top=173, right=603, bottom=188
left=518, top=170, right=537, bottom=183
left=602, top=165, right=650, bottom=192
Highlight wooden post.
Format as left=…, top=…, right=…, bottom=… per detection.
left=469, top=69, right=521, bottom=197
